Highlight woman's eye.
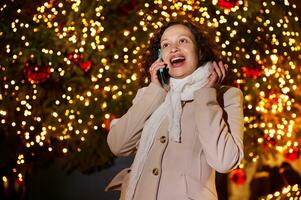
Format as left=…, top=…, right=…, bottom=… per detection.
left=179, top=38, right=188, bottom=43
left=161, top=43, right=169, bottom=48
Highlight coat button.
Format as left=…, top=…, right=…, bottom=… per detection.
left=152, top=168, right=159, bottom=176
left=160, top=136, right=166, bottom=143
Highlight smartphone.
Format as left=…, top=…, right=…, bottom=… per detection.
left=157, top=49, right=170, bottom=86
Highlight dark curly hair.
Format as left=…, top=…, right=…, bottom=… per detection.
left=141, top=20, right=219, bottom=80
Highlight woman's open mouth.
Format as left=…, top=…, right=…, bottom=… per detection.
left=170, top=56, right=185, bottom=68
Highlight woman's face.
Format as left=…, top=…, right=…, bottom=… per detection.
left=160, top=24, right=199, bottom=79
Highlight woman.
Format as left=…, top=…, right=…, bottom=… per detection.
left=105, top=20, right=244, bottom=200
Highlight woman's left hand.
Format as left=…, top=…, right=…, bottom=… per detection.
left=205, top=61, right=228, bottom=88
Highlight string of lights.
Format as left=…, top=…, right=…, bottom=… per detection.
left=0, top=0, right=300, bottom=197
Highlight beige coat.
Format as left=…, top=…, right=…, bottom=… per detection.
left=105, top=83, right=244, bottom=200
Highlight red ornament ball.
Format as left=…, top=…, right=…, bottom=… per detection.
left=68, top=53, right=84, bottom=63
left=242, top=66, right=263, bottom=79
left=79, top=60, right=92, bottom=72
left=24, top=62, right=51, bottom=84
left=264, top=135, right=276, bottom=146
left=103, top=119, right=111, bottom=132
left=218, top=0, right=239, bottom=10
left=284, top=147, right=300, bottom=161
left=230, top=168, right=247, bottom=185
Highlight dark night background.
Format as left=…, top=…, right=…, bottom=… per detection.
left=2, top=0, right=301, bottom=200
left=24, top=1, right=301, bottom=200
left=26, top=156, right=133, bottom=200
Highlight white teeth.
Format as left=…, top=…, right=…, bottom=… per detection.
left=171, top=57, right=185, bottom=62
left=171, top=56, right=185, bottom=64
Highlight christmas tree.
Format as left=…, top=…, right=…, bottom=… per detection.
left=1, top=0, right=301, bottom=199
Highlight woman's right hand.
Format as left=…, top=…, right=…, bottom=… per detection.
left=149, top=59, right=166, bottom=87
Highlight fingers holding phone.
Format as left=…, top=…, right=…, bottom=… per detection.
left=149, top=59, right=167, bottom=87
left=149, top=49, right=170, bottom=91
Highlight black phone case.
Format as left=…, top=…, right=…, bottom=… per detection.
left=157, top=49, right=170, bottom=85
left=157, top=67, right=169, bottom=85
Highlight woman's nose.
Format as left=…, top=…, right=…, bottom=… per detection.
left=170, top=44, right=179, bottom=53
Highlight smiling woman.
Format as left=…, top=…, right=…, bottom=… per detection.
left=105, top=20, right=244, bottom=200
left=160, top=24, right=199, bottom=79
left=145, top=21, right=218, bottom=81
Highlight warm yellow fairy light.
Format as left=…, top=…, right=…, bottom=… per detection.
left=1, top=0, right=300, bottom=192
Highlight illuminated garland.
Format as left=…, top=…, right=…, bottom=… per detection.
left=260, top=184, right=300, bottom=199
left=0, top=0, right=300, bottom=196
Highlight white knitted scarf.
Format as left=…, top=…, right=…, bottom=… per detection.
left=125, top=62, right=212, bottom=200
